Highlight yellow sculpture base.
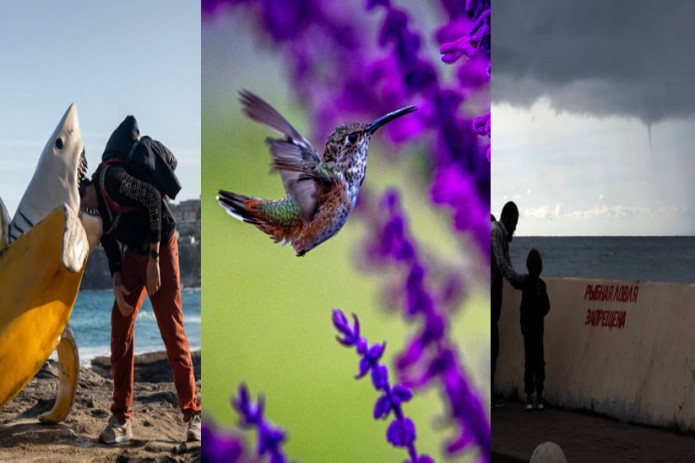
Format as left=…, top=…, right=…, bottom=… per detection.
left=0, top=206, right=85, bottom=411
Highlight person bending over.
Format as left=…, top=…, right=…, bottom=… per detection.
left=80, top=116, right=201, bottom=443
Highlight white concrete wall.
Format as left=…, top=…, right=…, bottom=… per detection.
left=495, top=277, right=695, bottom=430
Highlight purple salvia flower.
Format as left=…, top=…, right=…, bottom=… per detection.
left=472, top=112, right=491, bottom=137
left=355, top=190, right=490, bottom=461
left=333, top=309, right=361, bottom=346
left=201, top=421, right=246, bottom=463
left=231, top=383, right=288, bottom=463
left=430, top=165, right=490, bottom=255
left=332, top=308, right=433, bottom=463
left=472, top=112, right=491, bottom=162
left=439, top=10, right=490, bottom=64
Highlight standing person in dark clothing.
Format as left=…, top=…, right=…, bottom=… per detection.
left=491, top=201, right=525, bottom=408
left=80, top=116, right=201, bottom=444
left=520, top=248, right=550, bottom=410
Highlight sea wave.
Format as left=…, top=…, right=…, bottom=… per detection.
left=66, top=289, right=201, bottom=366
left=52, top=343, right=203, bottom=367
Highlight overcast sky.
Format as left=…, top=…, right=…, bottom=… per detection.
left=492, top=0, right=695, bottom=235
left=0, top=1, right=200, bottom=215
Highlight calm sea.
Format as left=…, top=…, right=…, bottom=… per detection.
left=66, top=287, right=201, bottom=365
left=510, top=236, right=695, bottom=284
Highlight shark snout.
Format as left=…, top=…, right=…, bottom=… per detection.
left=62, top=103, right=79, bottom=132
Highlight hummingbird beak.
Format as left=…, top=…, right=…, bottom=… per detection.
left=367, top=106, right=417, bottom=135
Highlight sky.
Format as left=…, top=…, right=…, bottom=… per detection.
left=0, top=1, right=201, bottom=214
left=492, top=0, right=695, bottom=236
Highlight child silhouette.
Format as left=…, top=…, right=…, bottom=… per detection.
left=520, top=248, right=550, bottom=410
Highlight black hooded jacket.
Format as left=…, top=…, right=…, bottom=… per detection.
left=95, top=116, right=177, bottom=276
left=519, top=275, right=550, bottom=336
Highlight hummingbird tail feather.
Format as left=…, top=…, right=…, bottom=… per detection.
left=217, top=190, right=305, bottom=252
left=217, top=190, right=263, bottom=225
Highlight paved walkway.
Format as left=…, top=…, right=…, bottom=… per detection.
left=492, top=400, right=695, bottom=462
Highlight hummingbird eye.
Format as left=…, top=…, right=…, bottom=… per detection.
left=347, top=133, right=358, bottom=144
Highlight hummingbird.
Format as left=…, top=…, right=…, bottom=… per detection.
left=217, top=90, right=416, bottom=256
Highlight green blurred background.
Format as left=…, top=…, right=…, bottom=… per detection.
left=202, top=7, right=489, bottom=462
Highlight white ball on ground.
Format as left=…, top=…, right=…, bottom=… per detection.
left=530, top=441, right=568, bottom=463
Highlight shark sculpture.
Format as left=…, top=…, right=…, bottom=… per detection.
left=0, top=104, right=102, bottom=423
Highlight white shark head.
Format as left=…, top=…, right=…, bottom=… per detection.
left=6, top=104, right=102, bottom=271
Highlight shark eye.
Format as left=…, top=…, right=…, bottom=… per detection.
left=347, top=133, right=358, bottom=144
left=55, top=138, right=63, bottom=150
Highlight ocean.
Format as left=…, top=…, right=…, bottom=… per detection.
left=510, top=236, right=695, bottom=284
left=66, top=287, right=201, bottom=365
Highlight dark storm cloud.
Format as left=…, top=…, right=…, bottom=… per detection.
left=492, top=0, right=695, bottom=124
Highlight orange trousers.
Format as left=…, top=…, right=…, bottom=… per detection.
left=110, top=232, right=201, bottom=422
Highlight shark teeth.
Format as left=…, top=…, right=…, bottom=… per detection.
left=80, top=206, right=98, bottom=216
left=77, top=149, right=87, bottom=182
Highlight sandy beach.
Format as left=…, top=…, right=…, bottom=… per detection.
left=0, top=351, right=201, bottom=462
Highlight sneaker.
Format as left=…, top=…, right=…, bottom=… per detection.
left=186, top=413, right=201, bottom=442
left=99, top=415, right=132, bottom=444
left=536, top=393, right=544, bottom=410
left=525, top=394, right=533, bottom=411
left=492, top=397, right=506, bottom=409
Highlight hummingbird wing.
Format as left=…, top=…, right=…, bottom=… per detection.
left=238, top=90, right=319, bottom=160
left=266, top=138, right=332, bottom=222
left=239, top=90, right=326, bottom=222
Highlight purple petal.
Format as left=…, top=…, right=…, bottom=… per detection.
left=386, top=418, right=416, bottom=447
left=386, top=420, right=404, bottom=447
left=366, top=0, right=389, bottom=9
left=332, top=308, right=350, bottom=333
left=266, top=427, right=286, bottom=446
left=382, top=190, right=399, bottom=209
left=357, top=356, right=371, bottom=379
left=367, top=342, right=385, bottom=362
left=473, top=112, right=491, bottom=136
left=396, top=337, right=425, bottom=370
left=356, top=336, right=368, bottom=355
left=200, top=423, right=244, bottom=463
left=396, top=32, right=422, bottom=62
left=373, top=395, right=392, bottom=419
left=445, top=430, right=475, bottom=453
left=423, top=313, right=445, bottom=343
left=232, top=383, right=250, bottom=418
left=392, top=385, right=413, bottom=403
left=351, top=313, right=361, bottom=340
left=335, top=335, right=355, bottom=347
left=379, top=9, right=408, bottom=47
left=371, top=364, right=389, bottom=389
left=334, top=310, right=362, bottom=346
left=406, top=263, right=425, bottom=289
left=394, top=240, right=415, bottom=261
left=406, top=289, right=434, bottom=316
left=403, top=60, right=436, bottom=91
left=256, top=394, right=265, bottom=420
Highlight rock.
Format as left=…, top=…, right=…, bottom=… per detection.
left=530, top=441, right=568, bottom=463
